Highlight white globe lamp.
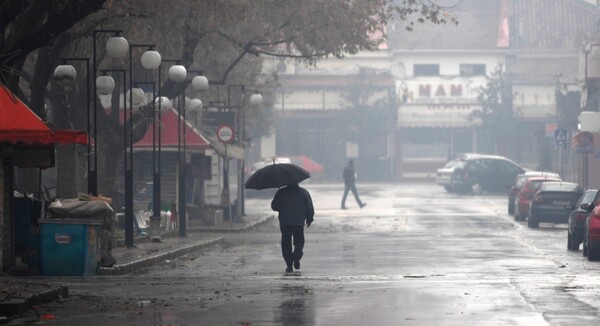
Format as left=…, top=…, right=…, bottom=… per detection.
left=155, top=96, right=172, bottom=112
left=249, top=93, right=263, bottom=106
left=126, top=88, right=146, bottom=106
left=189, top=98, right=203, bottom=114
left=53, top=65, right=77, bottom=85
left=191, top=75, right=209, bottom=91
left=141, top=50, right=161, bottom=69
left=168, top=65, right=187, bottom=83
left=106, top=36, right=129, bottom=58
left=96, top=75, right=115, bottom=95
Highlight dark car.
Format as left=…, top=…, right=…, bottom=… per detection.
left=528, top=182, right=583, bottom=228
left=568, top=189, right=599, bottom=251
left=508, top=171, right=560, bottom=215
left=435, top=154, right=525, bottom=195
left=514, top=177, right=562, bottom=221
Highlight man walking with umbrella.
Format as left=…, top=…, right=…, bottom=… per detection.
left=271, top=183, right=314, bottom=273
left=245, top=161, right=314, bottom=273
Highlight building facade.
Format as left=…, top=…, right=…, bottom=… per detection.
left=259, top=0, right=599, bottom=182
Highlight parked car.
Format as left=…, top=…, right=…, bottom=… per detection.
left=528, top=182, right=583, bottom=228
left=568, top=189, right=599, bottom=251
left=508, top=171, right=560, bottom=215
left=435, top=154, right=525, bottom=195
left=290, top=155, right=325, bottom=180
left=514, top=176, right=562, bottom=221
left=246, top=157, right=292, bottom=177
left=582, top=189, right=600, bottom=260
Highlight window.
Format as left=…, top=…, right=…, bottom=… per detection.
left=413, top=64, right=439, bottom=76
left=460, top=64, right=486, bottom=76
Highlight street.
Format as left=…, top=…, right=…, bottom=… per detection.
left=11, top=183, right=600, bottom=325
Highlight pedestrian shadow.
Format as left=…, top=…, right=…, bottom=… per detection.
left=276, top=285, right=315, bottom=325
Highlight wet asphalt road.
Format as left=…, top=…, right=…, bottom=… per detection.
left=12, top=183, right=600, bottom=325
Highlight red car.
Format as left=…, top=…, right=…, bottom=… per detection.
left=508, top=171, right=560, bottom=215
left=583, top=189, right=600, bottom=260
left=514, top=176, right=561, bottom=221
left=290, top=155, right=325, bottom=180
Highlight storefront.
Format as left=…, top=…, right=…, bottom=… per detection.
left=0, top=84, right=87, bottom=272
left=395, top=78, right=484, bottom=180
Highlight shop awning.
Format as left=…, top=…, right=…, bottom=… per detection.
left=0, top=84, right=87, bottom=145
left=134, top=108, right=210, bottom=152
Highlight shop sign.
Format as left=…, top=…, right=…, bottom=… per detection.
left=55, top=232, right=72, bottom=245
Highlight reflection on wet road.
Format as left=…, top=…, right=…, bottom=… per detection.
left=22, top=183, right=600, bottom=325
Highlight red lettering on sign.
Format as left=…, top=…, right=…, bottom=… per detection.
left=435, top=85, right=446, bottom=97
left=450, top=85, right=463, bottom=96
left=417, top=84, right=465, bottom=98
left=55, top=233, right=72, bottom=245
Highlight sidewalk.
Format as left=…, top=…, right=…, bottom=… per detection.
left=0, top=213, right=274, bottom=319
left=102, top=213, right=273, bottom=275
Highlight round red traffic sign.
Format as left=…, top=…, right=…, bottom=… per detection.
left=573, top=131, right=594, bottom=153
left=216, top=125, right=234, bottom=143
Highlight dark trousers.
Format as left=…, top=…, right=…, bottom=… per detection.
left=341, top=183, right=363, bottom=208
left=280, top=225, right=304, bottom=268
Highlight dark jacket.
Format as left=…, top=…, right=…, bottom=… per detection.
left=343, top=165, right=355, bottom=186
left=271, top=184, right=314, bottom=226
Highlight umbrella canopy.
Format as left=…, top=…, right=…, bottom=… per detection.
left=244, top=163, right=310, bottom=190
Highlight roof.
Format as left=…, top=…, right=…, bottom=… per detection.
left=388, top=0, right=599, bottom=52
left=509, top=0, right=598, bottom=50
left=134, top=108, right=210, bottom=152
left=0, top=84, right=87, bottom=146
left=388, top=0, right=502, bottom=50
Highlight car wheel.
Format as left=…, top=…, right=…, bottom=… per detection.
left=528, top=214, right=539, bottom=228
left=567, top=233, right=579, bottom=251
left=589, top=246, right=599, bottom=261
left=470, top=182, right=483, bottom=195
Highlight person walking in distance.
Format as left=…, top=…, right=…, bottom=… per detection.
left=341, top=159, right=366, bottom=209
left=271, top=183, right=314, bottom=273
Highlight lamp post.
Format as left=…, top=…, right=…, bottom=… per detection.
left=152, top=59, right=187, bottom=237
left=125, top=44, right=161, bottom=247
left=96, top=70, right=127, bottom=214
left=54, top=58, right=91, bottom=193
left=152, top=94, right=171, bottom=237
left=227, top=85, right=262, bottom=220
left=178, top=71, right=209, bottom=236
left=133, top=80, right=165, bottom=242
left=91, top=30, right=128, bottom=196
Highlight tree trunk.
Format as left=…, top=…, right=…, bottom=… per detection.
left=55, top=144, right=78, bottom=198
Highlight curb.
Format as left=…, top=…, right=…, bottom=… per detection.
left=189, top=214, right=275, bottom=233
left=98, top=237, right=225, bottom=276
left=111, top=215, right=274, bottom=247
left=0, top=284, right=68, bottom=316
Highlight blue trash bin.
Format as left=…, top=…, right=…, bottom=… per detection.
left=39, top=219, right=101, bottom=276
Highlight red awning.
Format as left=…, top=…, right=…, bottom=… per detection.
left=134, top=108, right=210, bottom=151
left=0, top=84, right=87, bottom=145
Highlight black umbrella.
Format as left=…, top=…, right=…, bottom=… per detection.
left=244, top=163, right=311, bottom=190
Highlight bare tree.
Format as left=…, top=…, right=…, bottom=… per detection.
left=2, top=0, right=455, bottom=196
